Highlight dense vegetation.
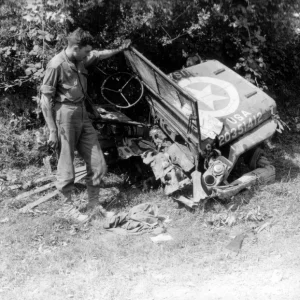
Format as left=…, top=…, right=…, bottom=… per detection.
left=0, top=0, right=300, bottom=168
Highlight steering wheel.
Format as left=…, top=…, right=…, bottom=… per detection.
left=101, top=72, right=144, bottom=109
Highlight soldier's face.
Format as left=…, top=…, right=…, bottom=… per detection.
left=73, top=45, right=92, bottom=61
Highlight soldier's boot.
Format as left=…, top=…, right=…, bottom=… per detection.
left=58, top=192, right=89, bottom=224
left=87, top=186, right=115, bottom=219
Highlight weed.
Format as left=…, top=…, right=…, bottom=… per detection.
left=0, top=122, right=44, bottom=169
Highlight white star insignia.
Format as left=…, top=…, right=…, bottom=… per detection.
left=185, top=84, right=228, bottom=110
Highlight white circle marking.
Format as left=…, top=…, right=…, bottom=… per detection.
left=178, top=76, right=240, bottom=117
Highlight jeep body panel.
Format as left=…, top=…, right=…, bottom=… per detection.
left=170, top=61, right=277, bottom=147
left=124, top=47, right=277, bottom=160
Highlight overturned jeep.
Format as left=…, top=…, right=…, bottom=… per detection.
left=94, top=47, right=281, bottom=208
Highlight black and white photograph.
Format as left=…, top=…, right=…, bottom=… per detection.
left=0, top=0, right=299, bottom=299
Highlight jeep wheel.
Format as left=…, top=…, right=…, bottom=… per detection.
left=243, top=147, right=265, bottom=170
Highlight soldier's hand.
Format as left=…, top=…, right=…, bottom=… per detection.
left=119, top=39, right=131, bottom=51
left=48, top=130, right=58, bottom=149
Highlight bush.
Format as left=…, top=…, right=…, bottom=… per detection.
left=0, top=0, right=67, bottom=115
left=0, top=121, right=44, bottom=169
left=1, top=0, right=300, bottom=112
left=0, top=0, right=67, bottom=169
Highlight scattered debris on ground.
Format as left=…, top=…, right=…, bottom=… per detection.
left=104, top=202, right=169, bottom=235
left=225, top=219, right=276, bottom=253
left=150, top=233, right=173, bottom=243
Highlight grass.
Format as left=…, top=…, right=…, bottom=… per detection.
left=1, top=132, right=300, bottom=300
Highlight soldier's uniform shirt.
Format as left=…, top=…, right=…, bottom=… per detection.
left=41, top=49, right=102, bottom=104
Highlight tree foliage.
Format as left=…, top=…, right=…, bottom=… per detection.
left=0, top=0, right=300, bottom=121
left=0, top=0, right=69, bottom=122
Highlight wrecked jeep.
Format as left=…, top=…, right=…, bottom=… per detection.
left=93, top=46, right=281, bottom=208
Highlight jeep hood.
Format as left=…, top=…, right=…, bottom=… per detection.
left=170, top=60, right=277, bottom=145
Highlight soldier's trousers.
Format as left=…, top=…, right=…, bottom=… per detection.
left=54, top=102, right=107, bottom=195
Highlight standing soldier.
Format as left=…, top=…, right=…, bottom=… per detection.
left=40, top=28, right=130, bottom=223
